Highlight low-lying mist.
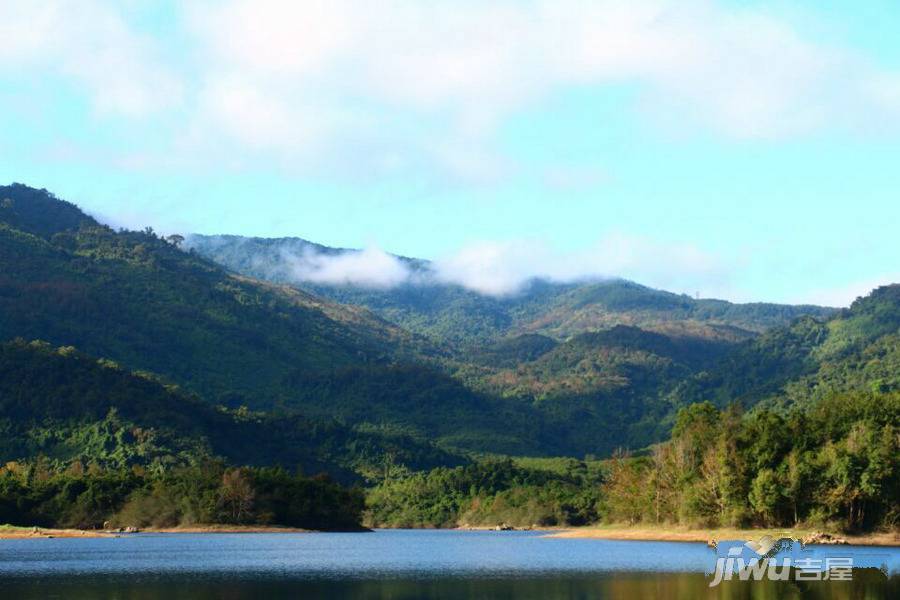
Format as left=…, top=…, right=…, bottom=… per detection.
left=187, top=233, right=728, bottom=298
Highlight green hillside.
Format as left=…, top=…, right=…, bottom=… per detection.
left=368, top=391, right=899, bottom=531
left=0, top=185, right=432, bottom=410
left=0, top=339, right=459, bottom=480
left=1, top=184, right=889, bottom=465
left=186, top=234, right=835, bottom=346
left=672, top=284, right=900, bottom=410
left=0, top=184, right=655, bottom=456
left=452, top=325, right=733, bottom=453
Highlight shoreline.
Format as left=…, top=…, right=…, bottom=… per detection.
left=143, top=525, right=315, bottom=534
left=0, top=526, right=115, bottom=539
left=546, top=525, right=900, bottom=547
left=0, top=524, right=368, bottom=539
left=5, top=523, right=897, bottom=546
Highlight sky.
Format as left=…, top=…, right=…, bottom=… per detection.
left=1, top=0, right=900, bottom=305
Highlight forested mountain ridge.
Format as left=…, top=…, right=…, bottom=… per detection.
left=672, top=284, right=900, bottom=411
left=1, top=184, right=898, bottom=534
left=0, top=184, right=435, bottom=408
left=0, top=338, right=460, bottom=481
left=187, top=233, right=835, bottom=346
left=0, top=338, right=383, bottom=530
left=1, top=184, right=893, bottom=462
left=0, top=184, right=671, bottom=456
left=184, top=231, right=845, bottom=454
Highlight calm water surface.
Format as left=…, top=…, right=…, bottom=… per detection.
left=1, top=529, right=897, bottom=598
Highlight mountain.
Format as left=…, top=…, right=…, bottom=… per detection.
left=186, top=234, right=835, bottom=347
left=451, top=325, right=736, bottom=451
left=181, top=231, right=842, bottom=455
left=3, top=184, right=895, bottom=536
left=0, top=184, right=861, bottom=463
left=672, top=284, right=900, bottom=410
left=0, top=184, right=642, bottom=456
left=0, top=184, right=433, bottom=408
left=0, top=339, right=459, bottom=481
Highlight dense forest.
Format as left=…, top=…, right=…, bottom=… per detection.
left=368, top=392, right=899, bottom=532
left=0, top=339, right=460, bottom=480
left=188, top=233, right=834, bottom=346
left=0, top=184, right=685, bottom=457
left=367, top=458, right=604, bottom=528
left=672, top=285, right=900, bottom=410
left=0, top=460, right=364, bottom=531
left=603, top=394, right=898, bottom=531
left=1, top=184, right=897, bottom=533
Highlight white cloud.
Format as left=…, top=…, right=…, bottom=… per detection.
left=178, top=0, right=900, bottom=178
left=0, top=1, right=182, bottom=116
left=432, top=235, right=727, bottom=296
left=432, top=241, right=539, bottom=296
left=256, top=234, right=728, bottom=297
left=863, top=73, right=900, bottom=117
left=3, top=1, right=900, bottom=177
left=281, top=246, right=411, bottom=288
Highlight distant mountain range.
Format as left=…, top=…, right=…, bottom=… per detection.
left=1, top=184, right=896, bottom=478
left=185, top=232, right=847, bottom=452
left=186, top=233, right=835, bottom=346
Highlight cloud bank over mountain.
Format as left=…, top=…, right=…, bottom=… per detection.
left=195, top=234, right=727, bottom=298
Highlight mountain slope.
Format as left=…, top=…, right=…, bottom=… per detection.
left=186, top=234, right=835, bottom=346
left=184, top=232, right=841, bottom=452
left=0, top=184, right=861, bottom=461
left=451, top=325, right=735, bottom=451
left=0, top=184, right=432, bottom=408
left=672, top=284, right=900, bottom=410
left=0, top=339, right=459, bottom=481
left=0, top=184, right=641, bottom=456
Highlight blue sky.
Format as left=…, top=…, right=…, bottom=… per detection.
left=2, top=1, right=900, bottom=305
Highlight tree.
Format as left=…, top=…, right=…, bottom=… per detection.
left=219, top=468, right=255, bottom=523
left=671, top=401, right=720, bottom=471
left=165, top=234, right=185, bottom=247
left=602, top=451, right=648, bottom=525
left=749, top=468, right=782, bottom=526
left=782, top=449, right=810, bottom=525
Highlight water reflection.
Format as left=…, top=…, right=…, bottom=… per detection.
left=1, top=530, right=896, bottom=599
left=4, top=571, right=897, bottom=599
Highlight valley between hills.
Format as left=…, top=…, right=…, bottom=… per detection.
left=1, top=183, right=896, bottom=536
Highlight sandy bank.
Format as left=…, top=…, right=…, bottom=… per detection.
left=144, top=525, right=314, bottom=534
left=1, top=524, right=372, bottom=538
left=547, top=525, right=900, bottom=547
left=0, top=526, right=114, bottom=539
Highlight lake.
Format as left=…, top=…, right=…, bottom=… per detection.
left=1, top=529, right=897, bottom=598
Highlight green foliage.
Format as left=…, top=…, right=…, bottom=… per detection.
left=0, top=183, right=96, bottom=238
left=452, top=327, right=734, bottom=455
left=188, top=235, right=834, bottom=347
left=1, top=184, right=897, bottom=534
left=0, top=339, right=462, bottom=481
left=186, top=231, right=837, bottom=456
left=366, top=459, right=604, bottom=528
left=674, top=285, right=900, bottom=411
left=0, top=185, right=651, bottom=457
left=470, top=334, right=559, bottom=367
left=602, top=392, right=899, bottom=532
left=0, top=185, right=430, bottom=409
left=0, top=460, right=364, bottom=530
